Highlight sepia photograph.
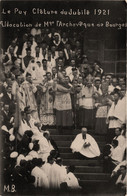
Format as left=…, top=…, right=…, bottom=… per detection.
left=0, top=0, right=126, bottom=195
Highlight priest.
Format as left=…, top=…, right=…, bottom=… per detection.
left=70, top=127, right=100, bottom=159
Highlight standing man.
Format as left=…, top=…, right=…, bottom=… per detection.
left=21, top=72, right=38, bottom=120
left=79, top=74, right=96, bottom=129
left=53, top=72, right=73, bottom=133
left=22, top=48, right=34, bottom=70
left=107, top=89, right=125, bottom=143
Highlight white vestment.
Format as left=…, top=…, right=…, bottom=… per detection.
left=49, top=163, right=65, bottom=189
left=110, top=146, right=124, bottom=165
left=31, top=166, right=49, bottom=188
left=38, top=138, right=54, bottom=162
left=70, top=133, right=100, bottom=158
left=113, top=135, right=126, bottom=152
left=65, top=172, right=81, bottom=189
left=41, top=163, right=52, bottom=181
left=18, top=119, right=31, bottom=137
left=107, top=100, right=125, bottom=128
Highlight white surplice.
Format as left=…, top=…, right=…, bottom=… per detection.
left=70, top=133, right=100, bottom=158
left=107, top=100, right=125, bottom=128
left=110, top=146, right=124, bottom=165
left=65, top=172, right=81, bottom=189
left=38, top=138, right=54, bottom=162
left=31, top=166, right=49, bottom=188
left=49, top=163, right=65, bottom=189
left=41, top=162, right=52, bottom=181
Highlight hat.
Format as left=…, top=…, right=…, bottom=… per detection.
left=26, top=47, right=31, bottom=51
left=113, top=88, right=121, bottom=96
left=26, top=72, right=31, bottom=77
left=24, top=106, right=31, bottom=114
left=10, top=67, right=17, bottom=73
left=25, top=155, right=33, bottom=161
left=0, top=93, right=3, bottom=98
left=25, top=130, right=33, bottom=138
left=9, top=134, right=15, bottom=141
left=29, top=143, right=34, bottom=150
left=72, top=67, right=77, bottom=71
left=20, top=159, right=27, bottom=167
left=43, top=130, right=50, bottom=135
left=36, top=61, right=41, bottom=64
left=106, top=73, right=113, bottom=79
left=1, top=125, right=9, bottom=133
left=16, top=154, right=25, bottom=165
left=10, top=151, right=18, bottom=159
left=94, top=77, right=101, bottom=81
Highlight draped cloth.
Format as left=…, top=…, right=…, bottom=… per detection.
left=70, top=133, right=100, bottom=158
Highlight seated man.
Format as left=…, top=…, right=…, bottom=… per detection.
left=38, top=130, right=55, bottom=162
left=70, top=127, right=100, bottom=159
left=103, top=140, right=124, bottom=173
left=113, top=127, right=126, bottom=160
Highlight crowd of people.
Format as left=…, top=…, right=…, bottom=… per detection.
left=0, top=27, right=126, bottom=194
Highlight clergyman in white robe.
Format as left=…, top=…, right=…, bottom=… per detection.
left=107, top=100, right=125, bottom=129
left=70, top=128, right=100, bottom=158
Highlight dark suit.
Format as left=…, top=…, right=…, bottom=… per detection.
left=2, top=92, right=15, bottom=115
left=23, top=55, right=33, bottom=68
left=1, top=110, right=12, bottom=129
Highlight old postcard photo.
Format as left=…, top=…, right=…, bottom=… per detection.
left=0, top=0, right=126, bottom=195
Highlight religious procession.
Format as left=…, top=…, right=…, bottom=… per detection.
left=0, top=26, right=126, bottom=195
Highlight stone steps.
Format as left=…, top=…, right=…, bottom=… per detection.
left=74, top=166, right=103, bottom=173
left=75, top=173, right=110, bottom=180
left=55, top=140, right=105, bottom=148
left=50, top=128, right=102, bottom=135
left=79, top=179, right=109, bottom=190
left=61, top=153, right=101, bottom=160
left=51, top=134, right=106, bottom=142
left=63, top=159, right=102, bottom=166
left=49, top=129, right=110, bottom=192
